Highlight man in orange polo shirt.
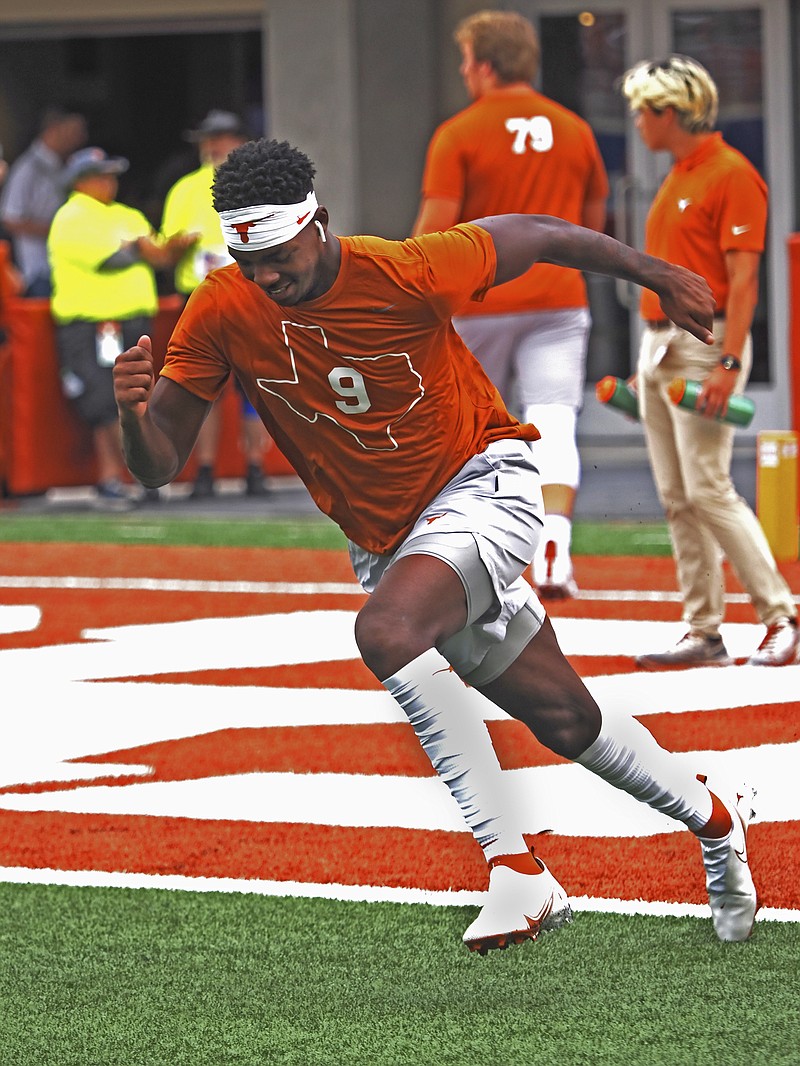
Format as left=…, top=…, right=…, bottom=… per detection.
left=622, top=55, right=798, bottom=668
left=412, top=9, right=609, bottom=598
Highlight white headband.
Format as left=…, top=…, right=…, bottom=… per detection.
left=218, top=190, right=318, bottom=251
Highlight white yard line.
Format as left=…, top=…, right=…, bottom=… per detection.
left=0, top=865, right=795, bottom=924
left=1, top=574, right=797, bottom=605
left=0, top=575, right=363, bottom=595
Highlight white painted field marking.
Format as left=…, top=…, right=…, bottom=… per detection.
left=0, top=741, right=796, bottom=837
left=1, top=573, right=796, bottom=606
left=0, top=605, right=41, bottom=634
left=0, top=866, right=795, bottom=924
left=0, top=575, right=362, bottom=595
left=578, top=589, right=800, bottom=606
left=1, top=584, right=797, bottom=911
left=1, top=611, right=796, bottom=792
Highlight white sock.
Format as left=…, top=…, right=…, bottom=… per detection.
left=541, top=513, right=572, bottom=554
left=575, top=713, right=713, bottom=831
left=533, top=513, right=573, bottom=584
left=382, top=648, right=527, bottom=860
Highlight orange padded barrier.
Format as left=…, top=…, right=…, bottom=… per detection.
left=0, top=294, right=295, bottom=496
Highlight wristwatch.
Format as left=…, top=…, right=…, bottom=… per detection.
left=719, top=355, right=742, bottom=371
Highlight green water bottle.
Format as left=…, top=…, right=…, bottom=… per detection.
left=595, top=376, right=640, bottom=420
left=667, top=378, right=755, bottom=427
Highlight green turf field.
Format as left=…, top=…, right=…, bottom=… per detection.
left=0, top=511, right=673, bottom=555
left=0, top=884, right=797, bottom=1066
left=0, top=512, right=349, bottom=550
left=1, top=510, right=796, bottom=1066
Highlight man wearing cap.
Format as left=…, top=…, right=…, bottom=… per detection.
left=161, top=109, right=272, bottom=499
left=162, top=110, right=247, bottom=296
left=48, top=147, right=193, bottom=507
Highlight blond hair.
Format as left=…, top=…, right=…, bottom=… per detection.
left=454, top=10, right=540, bottom=85
left=621, top=54, right=718, bottom=133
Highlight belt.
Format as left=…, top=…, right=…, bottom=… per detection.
left=644, top=313, right=725, bottom=330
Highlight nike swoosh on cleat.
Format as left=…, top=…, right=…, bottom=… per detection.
left=523, top=897, right=554, bottom=932
left=733, top=810, right=748, bottom=862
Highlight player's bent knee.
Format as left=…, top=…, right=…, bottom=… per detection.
left=354, top=605, right=429, bottom=680
left=538, top=703, right=600, bottom=759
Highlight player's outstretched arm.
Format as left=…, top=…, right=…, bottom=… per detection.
left=114, top=335, right=212, bottom=488
left=478, top=214, right=714, bottom=345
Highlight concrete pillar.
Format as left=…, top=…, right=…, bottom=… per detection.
left=262, top=0, right=440, bottom=239
left=263, top=0, right=361, bottom=234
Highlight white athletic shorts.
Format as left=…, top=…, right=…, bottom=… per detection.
left=348, top=439, right=547, bottom=684
left=454, top=307, right=591, bottom=412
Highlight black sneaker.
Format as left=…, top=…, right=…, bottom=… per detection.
left=245, top=463, right=270, bottom=497
left=95, top=479, right=134, bottom=512
left=190, top=465, right=215, bottom=499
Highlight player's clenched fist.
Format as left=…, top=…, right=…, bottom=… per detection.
left=114, top=334, right=155, bottom=413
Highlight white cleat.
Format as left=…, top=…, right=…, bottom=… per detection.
left=699, top=783, right=759, bottom=942
left=463, top=858, right=573, bottom=955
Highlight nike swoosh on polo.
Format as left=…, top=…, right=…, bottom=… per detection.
left=367, top=303, right=398, bottom=313
left=731, top=224, right=751, bottom=236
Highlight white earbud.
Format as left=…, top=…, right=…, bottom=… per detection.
left=315, top=220, right=327, bottom=244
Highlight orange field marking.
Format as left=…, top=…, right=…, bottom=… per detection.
left=1, top=541, right=798, bottom=912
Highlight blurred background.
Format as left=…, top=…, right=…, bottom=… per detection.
left=0, top=0, right=798, bottom=496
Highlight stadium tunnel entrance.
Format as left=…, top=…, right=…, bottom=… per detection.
left=0, top=23, right=264, bottom=269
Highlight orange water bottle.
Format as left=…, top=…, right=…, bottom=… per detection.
left=667, top=378, right=755, bottom=427
left=595, top=376, right=640, bottom=419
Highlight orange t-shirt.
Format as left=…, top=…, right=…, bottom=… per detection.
left=420, top=86, right=609, bottom=316
left=161, top=223, right=539, bottom=554
left=640, top=132, right=767, bottom=321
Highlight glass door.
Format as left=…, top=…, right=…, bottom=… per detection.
left=530, top=0, right=792, bottom=436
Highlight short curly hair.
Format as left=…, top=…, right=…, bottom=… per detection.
left=212, top=138, right=316, bottom=212
left=621, top=55, right=718, bottom=134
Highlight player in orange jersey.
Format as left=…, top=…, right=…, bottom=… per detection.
left=114, top=138, right=758, bottom=950
left=621, top=55, right=798, bottom=670
left=413, top=10, right=609, bottom=598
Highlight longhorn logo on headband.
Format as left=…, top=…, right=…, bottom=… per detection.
left=231, top=217, right=270, bottom=244
left=220, top=192, right=318, bottom=251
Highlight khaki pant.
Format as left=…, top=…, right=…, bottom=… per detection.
left=638, top=321, right=795, bottom=633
